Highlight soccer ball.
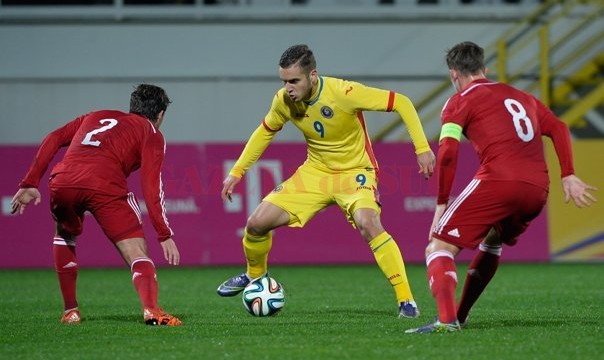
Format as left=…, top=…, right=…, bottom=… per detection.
left=242, top=275, right=285, bottom=317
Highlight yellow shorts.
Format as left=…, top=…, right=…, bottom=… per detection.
left=263, top=163, right=381, bottom=228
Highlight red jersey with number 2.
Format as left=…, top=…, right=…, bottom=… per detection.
left=20, top=110, right=172, bottom=241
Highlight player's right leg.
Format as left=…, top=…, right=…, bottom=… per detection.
left=457, top=228, right=502, bottom=325
left=115, top=238, right=182, bottom=326
left=217, top=202, right=290, bottom=297
left=218, top=165, right=327, bottom=297
left=96, top=192, right=181, bottom=326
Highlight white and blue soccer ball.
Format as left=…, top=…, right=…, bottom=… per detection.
left=242, top=276, right=285, bottom=317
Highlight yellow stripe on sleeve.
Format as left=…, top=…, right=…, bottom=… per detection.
left=439, top=122, right=462, bottom=142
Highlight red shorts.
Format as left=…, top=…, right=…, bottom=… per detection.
left=49, top=186, right=145, bottom=243
left=433, top=179, right=547, bottom=249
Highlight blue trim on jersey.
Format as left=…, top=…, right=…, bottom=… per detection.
left=305, top=76, right=324, bottom=105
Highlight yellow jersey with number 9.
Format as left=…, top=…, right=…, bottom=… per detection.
left=229, top=76, right=430, bottom=178
left=264, top=76, right=426, bottom=173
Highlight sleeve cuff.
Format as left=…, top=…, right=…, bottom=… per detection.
left=229, top=167, right=245, bottom=178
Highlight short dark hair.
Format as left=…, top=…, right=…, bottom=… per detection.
left=279, top=44, right=316, bottom=73
left=129, top=84, right=171, bottom=122
left=446, top=41, right=485, bottom=76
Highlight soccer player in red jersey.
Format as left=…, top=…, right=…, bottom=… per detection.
left=11, top=84, right=182, bottom=326
left=406, top=42, right=597, bottom=333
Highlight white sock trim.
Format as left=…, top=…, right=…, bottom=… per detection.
left=426, top=250, right=455, bottom=267
left=479, top=243, right=502, bottom=256
left=53, top=237, right=76, bottom=247
left=130, top=257, right=154, bottom=271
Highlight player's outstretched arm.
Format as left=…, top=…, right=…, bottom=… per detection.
left=160, top=238, right=180, bottom=266
left=221, top=175, right=242, bottom=202
left=562, top=174, right=597, bottom=208
left=11, top=188, right=41, bottom=215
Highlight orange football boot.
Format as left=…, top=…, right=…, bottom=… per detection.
left=143, top=308, right=182, bottom=326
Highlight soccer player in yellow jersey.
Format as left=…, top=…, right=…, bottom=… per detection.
left=217, top=44, right=435, bottom=318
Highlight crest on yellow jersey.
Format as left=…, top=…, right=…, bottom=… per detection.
left=320, top=106, right=333, bottom=119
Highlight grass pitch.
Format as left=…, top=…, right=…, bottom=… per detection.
left=1, top=263, right=602, bottom=359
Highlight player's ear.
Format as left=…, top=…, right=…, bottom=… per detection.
left=449, top=69, right=457, bottom=80
left=155, top=110, right=165, bottom=128
left=309, top=68, right=318, bottom=82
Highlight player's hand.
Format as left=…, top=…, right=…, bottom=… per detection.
left=11, top=188, right=42, bottom=215
left=417, top=150, right=435, bottom=180
left=429, top=203, right=447, bottom=241
left=160, top=238, right=180, bottom=265
left=221, top=175, right=242, bottom=202
left=562, top=175, right=597, bottom=208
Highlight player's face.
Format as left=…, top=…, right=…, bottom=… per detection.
left=279, top=65, right=316, bottom=102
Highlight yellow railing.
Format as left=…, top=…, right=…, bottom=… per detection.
left=373, top=0, right=559, bottom=142
left=561, top=82, right=604, bottom=127
left=523, top=29, right=604, bottom=98
left=498, top=1, right=603, bottom=93
left=484, top=0, right=603, bottom=129
left=373, top=0, right=604, bottom=142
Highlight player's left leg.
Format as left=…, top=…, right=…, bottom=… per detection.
left=335, top=168, right=419, bottom=317
left=457, top=228, right=502, bottom=326
left=405, top=238, right=462, bottom=333
left=50, top=187, right=84, bottom=324
left=53, top=232, right=80, bottom=324
left=352, top=207, right=419, bottom=318
left=455, top=181, right=546, bottom=327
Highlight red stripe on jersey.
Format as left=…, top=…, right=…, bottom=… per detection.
left=386, top=91, right=395, bottom=112
left=357, top=112, right=380, bottom=178
left=262, top=119, right=282, bottom=132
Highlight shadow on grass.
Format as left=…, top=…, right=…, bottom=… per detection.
left=82, top=312, right=191, bottom=324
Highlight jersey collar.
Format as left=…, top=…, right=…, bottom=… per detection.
left=304, top=76, right=324, bottom=105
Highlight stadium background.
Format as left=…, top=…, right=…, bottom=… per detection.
left=0, top=0, right=602, bottom=267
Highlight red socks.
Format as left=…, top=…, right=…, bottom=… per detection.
left=457, top=244, right=501, bottom=323
left=131, top=257, right=159, bottom=310
left=53, top=238, right=78, bottom=311
left=426, top=250, right=458, bottom=324
left=54, top=240, right=161, bottom=314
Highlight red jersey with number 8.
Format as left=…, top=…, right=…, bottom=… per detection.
left=441, top=79, right=574, bottom=191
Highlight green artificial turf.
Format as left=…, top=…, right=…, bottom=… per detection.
left=1, top=263, right=602, bottom=360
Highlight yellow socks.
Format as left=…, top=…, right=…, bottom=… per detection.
left=243, top=229, right=273, bottom=279
left=369, top=231, right=414, bottom=304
